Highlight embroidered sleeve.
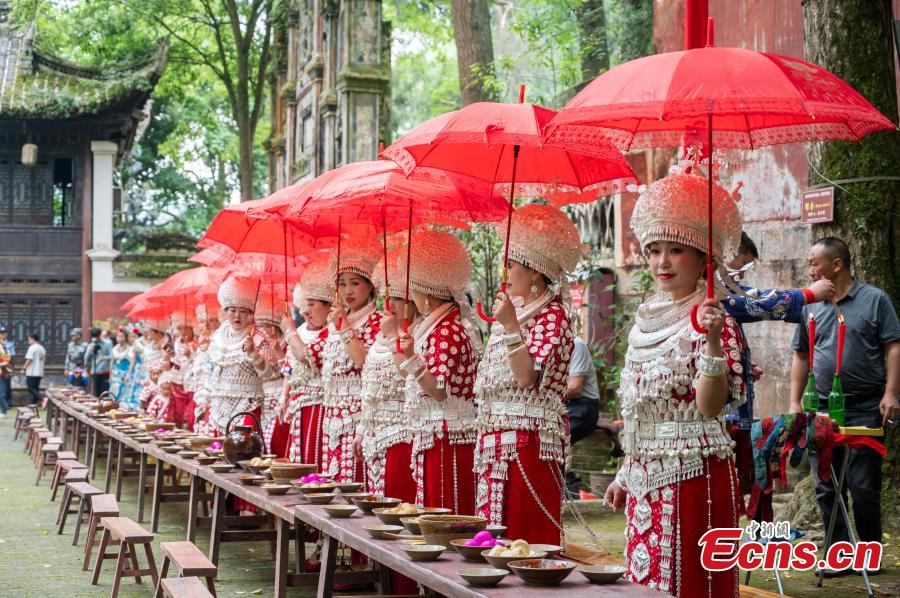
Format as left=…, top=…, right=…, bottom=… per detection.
left=716, top=316, right=746, bottom=404
left=308, top=336, right=326, bottom=370
left=358, top=312, right=382, bottom=350
left=526, top=301, right=574, bottom=394
left=723, top=286, right=805, bottom=324
left=425, top=317, right=476, bottom=401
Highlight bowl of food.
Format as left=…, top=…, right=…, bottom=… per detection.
left=340, top=492, right=373, bottom=505
left=373, top=503, right=424, bottom=526
left=177, top=450, right=200, bottom=460
left=305, top=492, right=337, bottom=505
left=418, top=515, right=488, bottom=547
left=401, top=544, right=446, bottom=562
left=297, top=482, right=337, bottom=494
left=161, top=444, right=182, bottom=454
left=270, top=462, right=317, bottom=482
left=530, top=543, right=563, bottom=558
left=577, top=564, right=627, bottom=584
left=209, top=463, right=235, bottom=473
left=400, top=517, right=422, bottom=535
left=457, top=567, right=509, bottom=588
left=145, top=422, right=175, bottom=432
left=353, top=496, right=400, bottom=514
left=239, top=475, right=266, bottom=486
left=507, top=559, right=577, bottom=586
left=188, top=436, right=218, bottom=451
left=244, top=456, right=274, bottom=474
left=482, top=541, right=547, bottom=571
left=195, top=455, right=218, bottom=466
left=363, top=524, right=404, bottom=540
left=450, top=535, right=508, bottom=562
left=262, top=483, right=292, bottom=496
left=335, top=481, right=363, bottom=493
left=322, top=504, right=357, bottom=519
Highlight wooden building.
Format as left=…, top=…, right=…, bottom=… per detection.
left=0, top=1, right=167, bottom=365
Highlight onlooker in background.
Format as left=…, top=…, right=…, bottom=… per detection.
left=790, top=236, right=900, bottom=576
left=22, top=333, right=46, bottom=407
left=65, top=327, right=88, bottom=387
left=565, top=335, right=601, bottom=495
left=84, top=327, right=113, bottom=396
left=0, top=325, right=12, bottom=416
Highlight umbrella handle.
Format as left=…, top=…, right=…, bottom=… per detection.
left=476, top=301, right=496, bottom=323
left=690, top=304, right=709, bottom=334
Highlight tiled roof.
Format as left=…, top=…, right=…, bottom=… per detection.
left=0, top=8, right=168, bottom=119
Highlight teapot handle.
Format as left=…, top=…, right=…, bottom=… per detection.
left=225, top=410, right=262, bottom=436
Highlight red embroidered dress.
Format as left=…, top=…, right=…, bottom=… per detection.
left=617, top=287, right=745, bottom=597
left=359, top=328, right=416, bottom=501
left=285, top=324, right=329, bottom=466
left=170, top=337, right=199, bottom=429
left=407, top=305, right=477, bottom=513
left=259, top=333, right=286, bottom=454
left=321, top=303, right=381, bottom=482
left=474, top=292, right=573, bottom=543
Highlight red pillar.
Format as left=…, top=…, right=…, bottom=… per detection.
left=684, top=0, right=708, bottom=50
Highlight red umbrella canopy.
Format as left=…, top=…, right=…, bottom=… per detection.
left=190, top=246, right=325, bottom=284
left=147, top=267, right=221, bottom=303
left=383, top=102, right=637, bottom=198
left=545, top=45, right=895, bottom=151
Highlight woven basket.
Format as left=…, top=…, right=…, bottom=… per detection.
left=417, top=515, right=487, bottom=547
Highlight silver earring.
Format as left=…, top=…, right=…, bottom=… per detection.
left=530, top=283, right=538, bottom=298
left=424, top=297, right=430, bottom=316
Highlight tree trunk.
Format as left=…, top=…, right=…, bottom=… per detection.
left=451, top=0, right=496, bottom=105
left=578, top=0, right=609, bottom=81
left=802, top=0, right=900, bottom=506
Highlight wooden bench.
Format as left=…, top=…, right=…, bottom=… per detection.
left=57, top=481, right=102, bottom=544
left=158, top=577, right=214, bottom=598
left=56, top=469, right=90, bottom=523
left=48, top=452, right=81, bottom=500
left=153, top=541, right=217, bottom=598
left=24, top=428, right=50, bottom=457
left=12, top=410, right=35, bottom=440
left=91, top=517, right=158, bottom=598
left=35, top=443, right=63, bottom=485
left=82, top=494, right=121, bottom=571
left=32, top=431, right=57, bottom=463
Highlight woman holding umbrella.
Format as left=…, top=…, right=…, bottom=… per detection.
left=473, top=204, right=581, bottom=544
left=320, top=239, right=383, bottom=483
left=281, top=258, right=333, bottom=466
left=396, top=231, right=480, bottom=514
left=255, top=291, right=289, bottom=455
left=355, top=248, right=419, bottom=501
left=189, top=304, right=219, bottom=435
left=604, top=169, right=745, bottom=597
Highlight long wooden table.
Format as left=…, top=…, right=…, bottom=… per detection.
left=47, top=390, right=661, bottom=597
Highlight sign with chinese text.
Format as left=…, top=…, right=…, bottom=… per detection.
left=801, top=187, right=834, bottom=224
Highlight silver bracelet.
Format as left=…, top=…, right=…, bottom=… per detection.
left=338, top=327, right=354, bottom=343
left=500, top=331, right=524, bottom=346
left=506, top=343, right=528, bottom=358
left=697, top=353, right=727, bottom=377
left=400, top=355, right=426, bottom=377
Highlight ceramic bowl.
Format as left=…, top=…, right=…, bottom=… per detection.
left=457, top=567, right=509, bottom=588
left=161, top=445, right=182, bottom=454
left=400, top=517, right=422, bottom=535
left=577, top=564, right=627, bottom=584
left=244, top=462, right=272, bottom=474
left=486, top=524, right=508, bottom=538
left=507, top=559, right=576, bottom=586
left=401, top=544, right=446, bottom=562
left=145, top=422, right=176, bottom=432
left=239, top=475, right=266, bottom=486
left=322, top=504, right=357, bottom=519
left=262, top=484, right=292, bottom=496
left=297, top=483, right=337, bottom=494
left=363, top=524, right=404, bottom=540
left=530, top=543, right=563, bottom=558
left=450, top=539, right=490, bottom=562
left=335, top=481, right=363, bottom=493
left=373, top=506, right=425, bottom=526
left=305, top=492, right=337, bottom=505
left=340, top=492, right=373, bottom=505
left=133, top=435, right=153, bottom=443
left=195, top=455, right=217, bottom=465
left=209, top=463, right=235, bottom=473
left=353, top=496, right=400, bottom=514
left=269, top=462, right=317, bottom=481
left=482, top=550, right=547, bottom=571
left=176, top=451, right=200, bottom=460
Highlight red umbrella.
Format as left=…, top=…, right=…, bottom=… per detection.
left=383, top=88, right=638, bottom=321
left=545, top=19, right=895, bottom=331
left=190, top=246, right=324, bottom=284
left=146, top=267, right=220, bottom=303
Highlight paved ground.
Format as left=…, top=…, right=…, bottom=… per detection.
left=0, top=408, right=895, bottom=597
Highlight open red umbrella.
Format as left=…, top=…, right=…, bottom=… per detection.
left=545, top=19, right=895, bottom=331
left=146, top=267, right=220, bottom=303
left=383, top=88, right=638, bottom=321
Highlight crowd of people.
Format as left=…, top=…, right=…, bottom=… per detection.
left=17, top=165, right=896, bottom=597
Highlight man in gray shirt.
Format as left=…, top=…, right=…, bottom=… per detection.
left=565, top=336, right=601, bottom=494
left=790, top=237, right=900, bottom=574
left=65, top=327, right=88, bottom=387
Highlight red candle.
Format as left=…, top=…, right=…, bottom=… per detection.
left=808, top=314, right=815, bottom=370
left=836, top=316, right=846, bottom=374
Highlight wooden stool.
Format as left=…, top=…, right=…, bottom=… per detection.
left=82, top=494, right=120, bottom=571
left=12, top=410, right=34, bottom=440
left=57, top=481, right=102, bottom=544
left=36, top=443, right=62, bottom=485
left=50, top=459, right=86, bottom=501
left=159, top=577, right=214, bottom=598
left=31, top=431, right=55, bottom=464
left=90, top=517, right=158, bottom=598
left=153, top=541, right=217, bottom=598
left=24, top=426, right=48, bottom=455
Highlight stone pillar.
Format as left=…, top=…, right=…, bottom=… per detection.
left=85, top=141, right=119, bottom=294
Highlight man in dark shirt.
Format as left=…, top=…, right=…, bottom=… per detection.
left=790, top=237, right=900, bottom=573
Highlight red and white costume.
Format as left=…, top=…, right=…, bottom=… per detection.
left=255, top=292, right=288, bottom=454
left=474, top=205, right=580, bottom=544
left=169, top=312, right=199, bottom=429
left=285, top=323, right=329, bottom=464
left=618, top=170, right=745, bottom=597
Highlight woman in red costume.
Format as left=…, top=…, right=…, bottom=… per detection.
left=473, top=205, right=580, bottom=544
left=255, top=290, right=289, bottom=456
left=604, top=167, right=745, bottom=597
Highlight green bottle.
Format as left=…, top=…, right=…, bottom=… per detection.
left=827, top=373, right=845, bottom=426
left=802, top=373, right=819, bottom=413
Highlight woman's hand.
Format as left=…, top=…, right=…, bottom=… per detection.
left=493, top=292, right=520, bottom=332
left=697, top=298, right=725, bottom=339
left=351, top=434, right=363, bottom=459
left=604, top=481, right=627, bottom=512
left=242, top=334, right=257, bottom=356
left=398, top=331, right=414, bottom=358
left=281, top=314, right=297, bottom=335
left=329, top=303, right=348, bottom=326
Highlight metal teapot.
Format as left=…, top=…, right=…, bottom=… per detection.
left=222, top=411, right=264, bottom=464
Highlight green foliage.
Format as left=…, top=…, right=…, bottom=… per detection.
left=604, top=0, right=653, bottom=65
